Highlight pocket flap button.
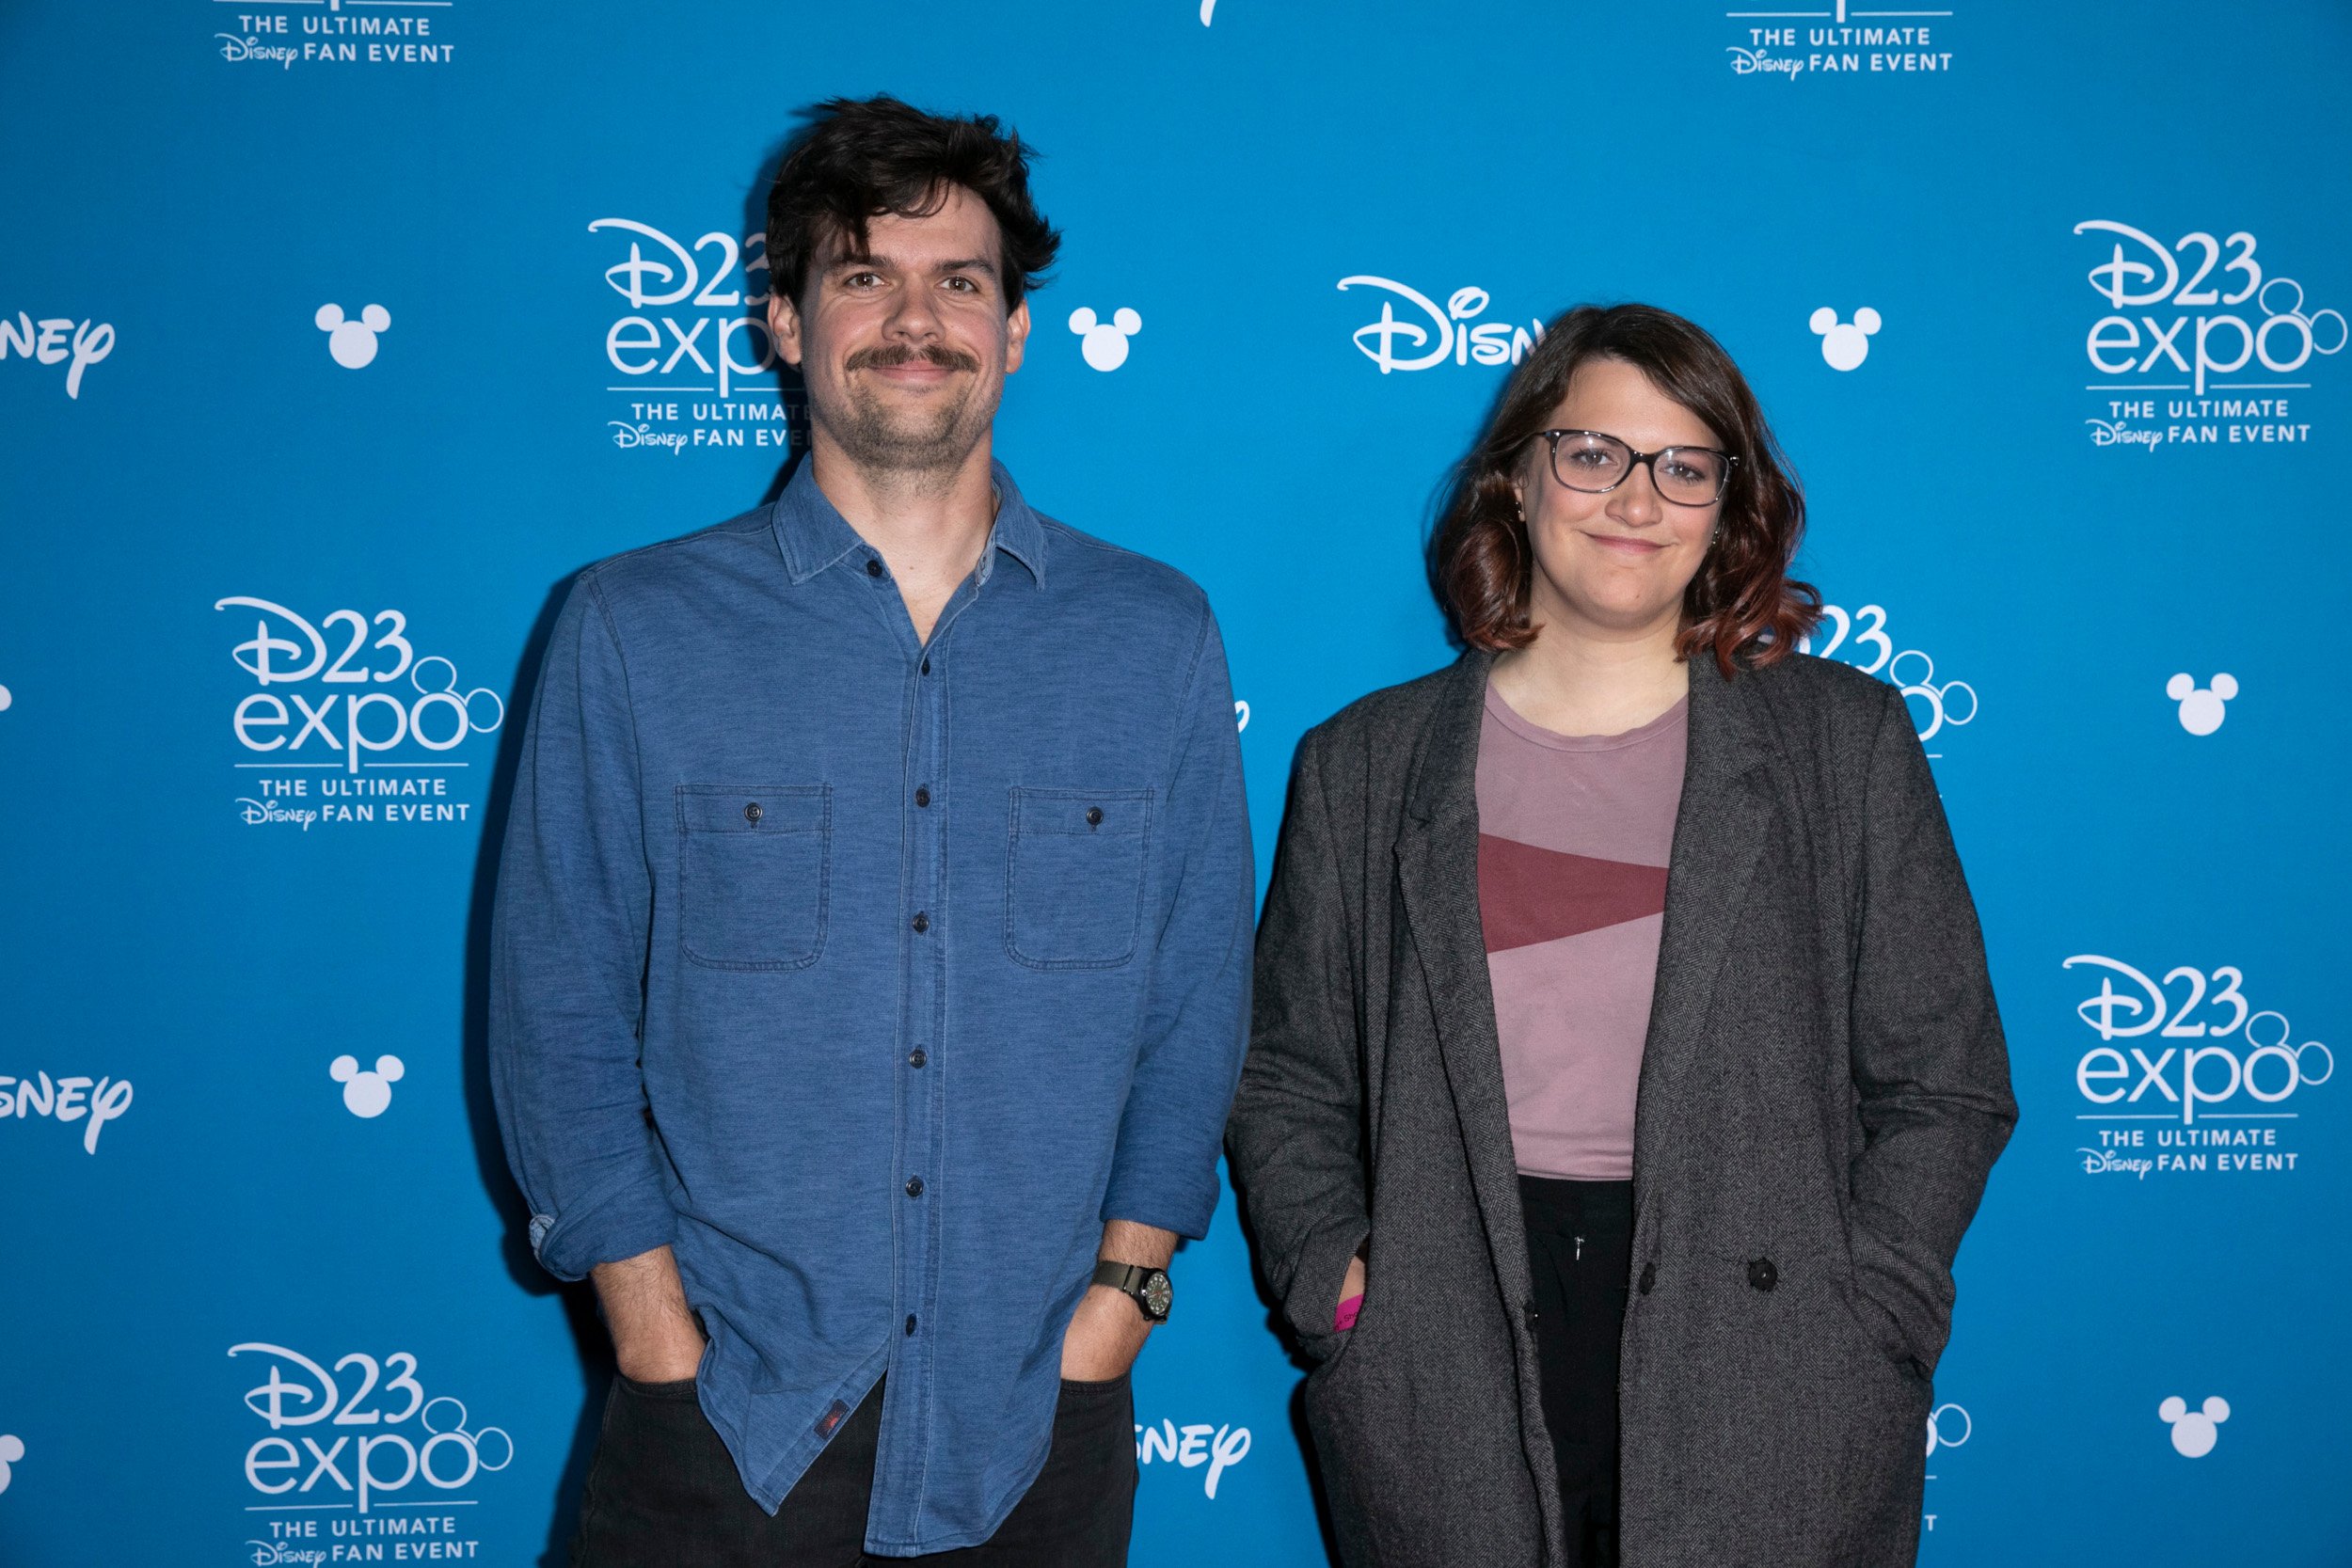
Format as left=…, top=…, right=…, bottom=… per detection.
left=1086, top=806, right=1104, bottom=827
left=743, top=802, right=763, bottom=824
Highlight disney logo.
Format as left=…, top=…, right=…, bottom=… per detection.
left=2085, top=420, right=2162, bottom=451
left=1135, top=1418, right=1250, bottom=1499
left=0, top=1071, right=135, bottom=1154
left=215, top=34, right=299, bottom=67
left=237, top=798, right=320, bottom=830
left=1337, top=277, right=1545, bottom=374
left=2078, top=1148, right=2154, bottom=1179
left=609, top=421, right=688, bottom=452
left=1726, top=47, right=1805, bottom=78
left=2, top=312, right=116, bottom=400
left=246, top=1544, right=327, bottom=1567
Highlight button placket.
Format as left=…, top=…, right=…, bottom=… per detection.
left=884, top=613, right=953, bottom=1513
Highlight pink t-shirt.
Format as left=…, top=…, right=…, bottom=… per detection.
left=1475, top=682, right=1688, bottom=1180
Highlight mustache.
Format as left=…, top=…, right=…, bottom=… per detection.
left=845, top=342, right=981, bottom=374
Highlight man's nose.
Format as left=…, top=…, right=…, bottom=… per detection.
left=883, top=284, right=944, bottom=341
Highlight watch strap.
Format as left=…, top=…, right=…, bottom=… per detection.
left=1091, top=1259, right=1170, bottom=1322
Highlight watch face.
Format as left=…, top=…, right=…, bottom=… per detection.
left=1140, top=1270, right=1173, bottom=1320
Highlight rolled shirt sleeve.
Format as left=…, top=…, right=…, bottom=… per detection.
left=1098, top=604, right=1255, bottom=1240
left=488, top=572, right=677, bottom=1282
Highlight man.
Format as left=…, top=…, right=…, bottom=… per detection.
left=490, top=96, right=1253, bottom=1565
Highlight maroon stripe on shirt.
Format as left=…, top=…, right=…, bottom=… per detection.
left=1476, top=834, right=1670, bottom=954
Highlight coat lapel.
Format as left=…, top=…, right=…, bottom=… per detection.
left=1391, top=651, right=1537, bottom=1307
left=1631, top=655, right=1774, bottom=1183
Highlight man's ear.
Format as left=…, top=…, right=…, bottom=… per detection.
left=1004, top=296, right=1031, bottom=375
left=768, top=290, right=804, bottom=370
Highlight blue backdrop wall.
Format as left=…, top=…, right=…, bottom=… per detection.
left=4, top=2, right=2349, bottom=1562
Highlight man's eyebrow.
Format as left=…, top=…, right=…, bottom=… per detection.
left=826, top=253, right=999, bottom=279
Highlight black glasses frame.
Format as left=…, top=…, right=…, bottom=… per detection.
left=1532, top=429, right=1738, bottom=506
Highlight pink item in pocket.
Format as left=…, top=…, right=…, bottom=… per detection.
left=1334, top=1293, right=1362, bottom=1332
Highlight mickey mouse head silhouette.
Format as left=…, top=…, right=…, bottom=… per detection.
left=1069, top=307, right=1142, bottom=372
left=2160, top=1395, right=2230, bottom=1458
left=1810, top=307, right=1881, bottom=372
left=2167, top=673, right=2237, bottom=736
left=330, top=1053, right=405, bottom=1117
left=316, top=303, right=391, bottom=370
left=0, top=1433, right=22, bottom=1495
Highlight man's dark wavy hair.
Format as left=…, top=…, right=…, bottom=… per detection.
left=765, top=95, right=1060, bottom=312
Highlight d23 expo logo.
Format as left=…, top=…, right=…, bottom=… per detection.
left=231, top=1343, right=509, bottom=1561
left=2075, top=221, right=2344, bottom=451
left=591, top=218, right=803, bottom=453
left=1797, top=602, right=1977, bottom=754
left=216, top=597, right=502, bottom=831
left=2064, top=955, right=2331, bottom=1179
left=1921, top=1401, right=1970, bottom=1536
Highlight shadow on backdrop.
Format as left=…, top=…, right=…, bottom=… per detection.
left=455, top=134, right=814, bottom=1566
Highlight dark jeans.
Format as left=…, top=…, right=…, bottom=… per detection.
left=1520, top=1175, right=1634, bottom=1568
left=574, top=1372, right=1136, bottom=1567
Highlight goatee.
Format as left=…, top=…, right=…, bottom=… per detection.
left=834, top=342, right=993, bottom=475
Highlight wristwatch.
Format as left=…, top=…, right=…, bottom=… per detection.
left=1092, top=1260, right=1173, bottom=1323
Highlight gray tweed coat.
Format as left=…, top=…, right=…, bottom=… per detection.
left=1226, top=650, right=2015, bottom=1567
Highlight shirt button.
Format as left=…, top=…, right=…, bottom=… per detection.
left=914, top=787, right=930, bottom=807
left=905, top=1314, right=918, bottom=1337
left=920, top=657, right=931, bottom=675
left=1638, top=1262, right=1658, bottom=1295
left=743, top=801, right=762, bottom=824
left=908, top=1049, right=927, bottom=1069
left=905, top=1177, right=925, bottom=1197
left=866, top=559, right=882, bottom=578
left=1086, top=806, right=1104, bottom=827
left=911, top=912, right=930, bottom=934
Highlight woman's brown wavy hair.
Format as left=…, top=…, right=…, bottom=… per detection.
left=1430, top=302, right=1820, bottom=676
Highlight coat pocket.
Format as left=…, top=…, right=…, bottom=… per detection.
left=675, top=784, right=830, bottom=970
left=1005, top=787, right=1152, bottom=970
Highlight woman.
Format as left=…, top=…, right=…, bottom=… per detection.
left=1226, top=304, right=2015, bottom=1567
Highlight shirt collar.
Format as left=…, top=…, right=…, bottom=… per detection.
left=771, top=458, right=1047, bottom=588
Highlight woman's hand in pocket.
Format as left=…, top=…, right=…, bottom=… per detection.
left=1335, top=1253, right=1367, bottom=1331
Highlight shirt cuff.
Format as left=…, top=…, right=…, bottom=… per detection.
left=528, top=1188, right=679, bottom=1283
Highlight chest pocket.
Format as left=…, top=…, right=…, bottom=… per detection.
left=675, top=784, right=830, bottom=970
left=1006, top=787, right=1153, bottom=970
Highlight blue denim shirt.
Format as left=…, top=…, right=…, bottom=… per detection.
left=488, top=462, right=1253, bottom=1554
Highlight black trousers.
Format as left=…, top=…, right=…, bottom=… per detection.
left=1519, top=1175, right=1634, bottom=1568
left=573, top=1372, right=1136, bottom=1567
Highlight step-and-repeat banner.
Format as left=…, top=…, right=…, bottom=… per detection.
left=5, top=2, right=2347, bottom=1562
